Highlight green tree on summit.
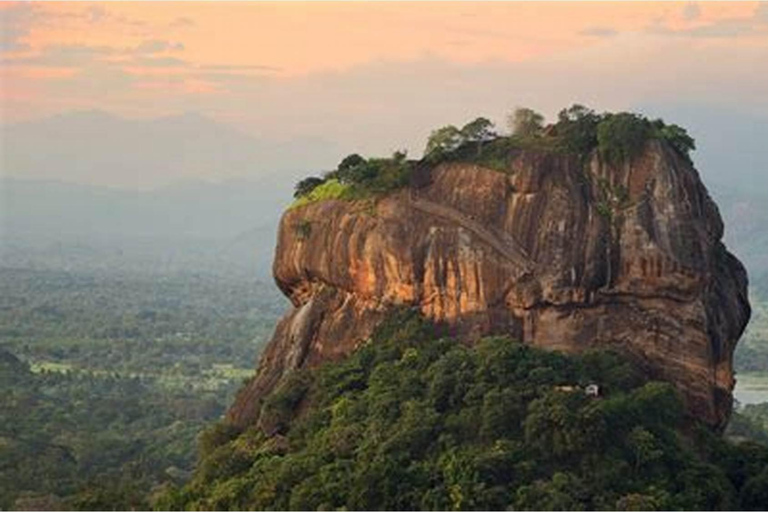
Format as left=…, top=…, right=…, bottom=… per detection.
left=654, top=121, right=696, bottom=160
left=556, top=104, right=601, bottom=154
left=424, top=125, right=463, bottom=160
left=596, top=112, right=651, bottom=164
left=461, top=117, right=496, bottom=154
left=335, top=153, right=373, bottom=185
left=508, top=107, right=544, bottom=137
left=293, top=176, right=325, bottom=198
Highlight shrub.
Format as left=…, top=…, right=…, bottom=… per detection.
left=424, top=125, right=463, bottom=160
left=556, top=104, right=601, bottom=155
left=508, top=107, right=545, bottom=137
left=294, top=219, right=311, bottom=240
left=654, top=122, right=696, bottom=161
left=289, top=179, right=351, bottom=209
left=197, top=421, right=242, bottom=459
left=290, top=108, right=697, bottom=209
left=336, top=154, right=376, bottom=185
left=293, top=176, right=325, bottom=199
left=596, top=112, right=652, bottom=164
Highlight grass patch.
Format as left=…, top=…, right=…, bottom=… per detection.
left=289, top=179, right=353, bottom=209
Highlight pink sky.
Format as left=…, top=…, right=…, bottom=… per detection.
left=2, top=2, right=768, bottom=157
left=2, top=3, right=765, bottom=112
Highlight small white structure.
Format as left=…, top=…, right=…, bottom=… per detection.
left=585, top=384, right=600, bottom=397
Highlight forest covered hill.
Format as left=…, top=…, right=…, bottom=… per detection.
left=3, top=106, right=768, bottom=510
left=164, top=312, right=768, bottom=511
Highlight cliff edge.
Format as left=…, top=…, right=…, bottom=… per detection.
left=229, top=139, right=750, bottom=430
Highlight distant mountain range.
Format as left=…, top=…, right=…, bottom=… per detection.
left=717, top=187, right=768, bottom=290
left=0, top=176, right=293, bottom=278
left=2, top=168, right=765, bottom=287
left=0, top=110, right=346, bottom=278
left=1, top=109, right=340, bottom=189
left=1, top=107, right=767, bottom=285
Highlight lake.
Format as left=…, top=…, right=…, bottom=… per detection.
left=734, top=372, right=768, bottom=405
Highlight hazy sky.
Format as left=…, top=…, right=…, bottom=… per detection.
left=2, top=1, right=768, bottom=184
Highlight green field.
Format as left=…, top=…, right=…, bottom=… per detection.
left=0, top=268, right=285, bottom=510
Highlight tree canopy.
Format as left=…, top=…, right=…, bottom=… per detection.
left=292, top=106, right=698, bottom=207
left=424, top=125, right=463, bottom=159
left=461, top=117, right=496, bottom=143
left=293, top=176, right=324, bottom=198
left=508, top=107, right=545, bottom=137
left=162, top=311, right=768, bottom=511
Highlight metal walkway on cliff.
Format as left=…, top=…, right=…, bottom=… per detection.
left=408, top=191, right=535, bottom=273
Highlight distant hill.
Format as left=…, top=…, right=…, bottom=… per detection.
left=717, top=187, right=768, bottom=291
left=1, top=110, right=339, bottom=189
left=0, top=110, right=344, bottom=279
left=2, top=107, right=767, bottom=286
left=0, top=177, right=287, bottom=279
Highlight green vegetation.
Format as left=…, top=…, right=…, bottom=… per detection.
left=508, top=107, right=545, bottom=137
left=294, top=218, right=313, bottom=240
left=595, top=201, right=613, bottom=221
left=654, top=121, right=696, bottom=160
left=424, top=105, right=695, bottom=170
left=555, top=104, right=602, bottom=155
left=293, top=176, right=325, bottom=199
left=460, top=117, right=496, bottom=147
left=291, top=152, right=413, bottom=208
left=425, top=117, right=499, bottom=162
left=291, top=106, right=696, bottom=208
left=0, top=268, right=284, bottom=510
left=290, top=179, right=351, bottom=209
left=420, top=105, right=695, bottom=172
left=596, top=112, right=654, bottom=165
left=1, top=349, right=213, bottom=510
left=330, top=151, right=412, bottom=193
left=163, top=311, right=768, bottom=511
left=425, top=125, right=464, bottom=158
left=558, top=106, right=695, bottom=165
left=728, top=401, right=768, bottom=446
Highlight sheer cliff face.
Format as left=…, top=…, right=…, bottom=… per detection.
left=229, top=141, right=750, bottom=430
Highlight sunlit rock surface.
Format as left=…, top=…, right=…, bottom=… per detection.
left=229, top=140, right=750, bottom=430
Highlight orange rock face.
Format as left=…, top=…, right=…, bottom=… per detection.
left=228, top=141, right=750, bottom=430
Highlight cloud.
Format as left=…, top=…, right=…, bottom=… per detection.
left=128, top=56, right=189, bottom=68
left=1, top=44, right=115, bottom=67
left=648, top=5, right=768, bottom=39
left=648, top=19, right=752, bottom=38
left=682, top=3, right=701, bottom=22
left=2, top=39, right=187, bottom=69
left=580, top=27, right=618, bottom=38
left=86, top=5, right=108, bottom=23
left=757, top=3, right=768, bottom=25
left=1, top=24, right=31, bottom=52
left=80, top=5, right=146, bottom=28
left=201, top=64, right=281, bottom=73
left=1, top=3, right=153, bottom=55
left=0, top=3, right=37, bottom=52
left=51, top=63, right=138, bottom=98
left=170, top=16, right=195, bottom=28
left=135, top=40, right=185, bottom=54
left=6, top=30, right=768, bottom=170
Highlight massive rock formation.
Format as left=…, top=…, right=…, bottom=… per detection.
left=229, top=140, right=750, bottom=430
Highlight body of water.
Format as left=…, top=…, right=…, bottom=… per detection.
left=734, top=372, right=768, bottom=405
